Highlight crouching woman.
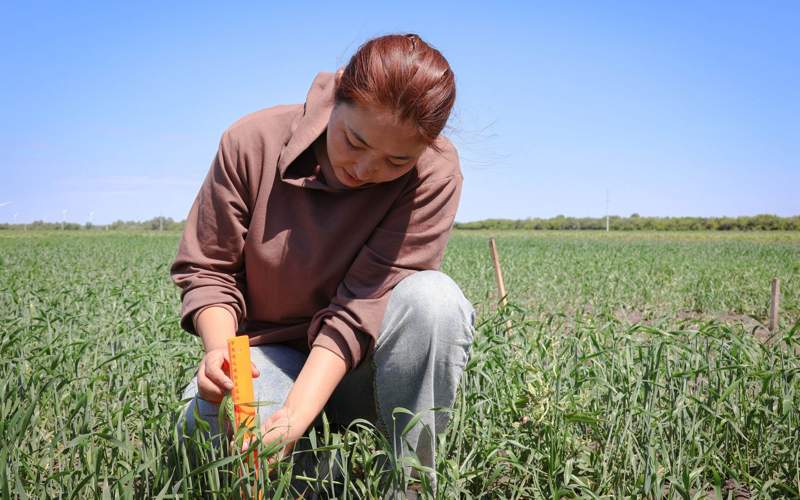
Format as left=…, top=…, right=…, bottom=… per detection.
left=169, top=33, right=475, bottom=495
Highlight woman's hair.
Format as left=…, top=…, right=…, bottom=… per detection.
left=334, top=33, right=456, bottom=153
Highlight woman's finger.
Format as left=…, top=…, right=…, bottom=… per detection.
left=251, top=362, right=260, bottom=378
left=205, top=352, right=234, bottom=391
left=238, top=432, right=259, bottom=453
left=197, top=361, right=224, bottom=403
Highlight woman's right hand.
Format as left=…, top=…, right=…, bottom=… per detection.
left=198, top=347, right=260, bottom=403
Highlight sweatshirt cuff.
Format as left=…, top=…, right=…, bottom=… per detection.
left=311, top=323, right=372, bottom=371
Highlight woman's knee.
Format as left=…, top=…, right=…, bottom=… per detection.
left=175, top=396, right=229, bottom=457
left=375, top=271, right=475, bottom=378
left=388, top=270, right=475, bottom=341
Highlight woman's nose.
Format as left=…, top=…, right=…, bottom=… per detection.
left=352, top=161, right=376, bottom=181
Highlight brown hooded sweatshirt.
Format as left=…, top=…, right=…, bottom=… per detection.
left=169, top=70, right=463, bottom=371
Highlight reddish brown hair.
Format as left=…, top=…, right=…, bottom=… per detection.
left=334, top=33, right=456, bottom=153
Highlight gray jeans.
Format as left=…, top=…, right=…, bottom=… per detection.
left=176, top=270, right=475, bottom=488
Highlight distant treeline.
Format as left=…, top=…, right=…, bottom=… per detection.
left=2, top=214, right=799, bottom=232
left=455, top=214, right=800, bottom=231
left=0, top=216, right=185, bottom=231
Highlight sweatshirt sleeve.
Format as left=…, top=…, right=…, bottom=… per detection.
left=170, top=129, right=252, bottom=335
left=307, top=146, right=463, bottom=371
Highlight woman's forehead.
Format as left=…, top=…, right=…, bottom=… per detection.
left=335, top=102, right=427, bottom=157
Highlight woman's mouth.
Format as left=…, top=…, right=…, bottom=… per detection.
left=340, top=168, right=363, bottom=185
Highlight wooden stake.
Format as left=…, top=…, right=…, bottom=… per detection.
left=769, top=278, right=780, bottom=332
left=489, top=238, right=513, bottom=332
left=489, top=238, right=507, bottom=306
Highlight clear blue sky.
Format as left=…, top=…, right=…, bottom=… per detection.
left=1, top=1, right=798, bottom=224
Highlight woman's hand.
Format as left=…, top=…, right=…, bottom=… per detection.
left=197, top=347, right=260, bottom=403
left=243, top=406, right=305, bottom=460
left=239, top=346, right=348, bottom=459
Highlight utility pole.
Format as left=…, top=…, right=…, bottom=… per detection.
left=61, top=209, right=67, bottom=230
left=605, top=189, right=610, bottom=232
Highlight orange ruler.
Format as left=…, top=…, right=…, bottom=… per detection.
left=227, top=335, right=262, bottom=499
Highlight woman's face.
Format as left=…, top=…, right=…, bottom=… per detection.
left=324, top=100, right=428, bottom=188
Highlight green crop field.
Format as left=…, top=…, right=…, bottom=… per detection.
left=1, top=230, right=799, bottom=498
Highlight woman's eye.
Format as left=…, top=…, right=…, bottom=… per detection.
left=344, top=131, right=409, bottom=167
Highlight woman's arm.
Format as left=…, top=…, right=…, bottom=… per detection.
left=285, top=345, right=347, bottom=424
left=169, top=128, right=251, bottom=337
left=255, top=345, right=347, bottom=455
left=195, top=305, right=237, bottom=351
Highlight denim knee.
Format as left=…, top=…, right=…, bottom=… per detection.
left=175, top=379, right=228, bottom=453
left=388, top=270, right=475, bottom=344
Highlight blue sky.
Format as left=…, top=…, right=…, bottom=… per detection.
left=1, top=1, right=798, bottom=224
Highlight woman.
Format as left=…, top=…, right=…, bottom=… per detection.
left=170, top=33, right=475, bottom=493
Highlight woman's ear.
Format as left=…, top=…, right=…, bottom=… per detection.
left=335, top=68, right=344, bottom=86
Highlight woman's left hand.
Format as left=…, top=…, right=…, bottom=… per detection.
left=239, top=346, right=348, bottom=462
left=242, top=406, right=306, bottom=460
